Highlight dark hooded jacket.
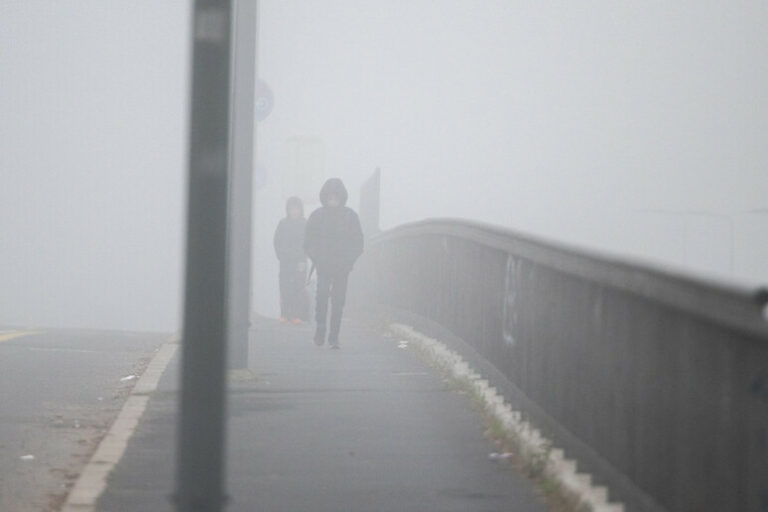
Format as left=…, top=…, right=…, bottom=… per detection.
left=304, top=179, right=364, bottom=274
left=274, top=197, right=307, bottom=265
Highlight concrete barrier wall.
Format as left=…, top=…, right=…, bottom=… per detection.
left=352, top=218, right=768, bottom=512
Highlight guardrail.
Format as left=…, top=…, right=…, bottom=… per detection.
left=351, top=218, right=768, bottom=512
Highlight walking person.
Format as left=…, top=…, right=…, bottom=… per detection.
left=274, top=197, right=309, bottom=324
left=304, top=178, right=364, bottom=348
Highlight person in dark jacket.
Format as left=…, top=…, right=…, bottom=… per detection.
left=274, top=196, right=308, bottom=324
left=304, top=178, right=364, bottom=348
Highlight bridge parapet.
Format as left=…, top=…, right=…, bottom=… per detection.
left=353, top=218, right=768, bottom=512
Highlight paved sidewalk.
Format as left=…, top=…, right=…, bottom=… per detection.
left=97, top=318, right=548, bottom=512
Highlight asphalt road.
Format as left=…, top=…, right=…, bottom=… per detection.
left=0, top=328, right=167, bottom=512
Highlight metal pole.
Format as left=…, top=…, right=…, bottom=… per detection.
left=176, top=2, right=234, bottom=510
left=227, top=0, right=258, bottom=369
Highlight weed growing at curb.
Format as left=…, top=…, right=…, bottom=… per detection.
left=386, top=323, right=598, bottom=512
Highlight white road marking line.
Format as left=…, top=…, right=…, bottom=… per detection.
left=61, top=337, right=179, bottom=512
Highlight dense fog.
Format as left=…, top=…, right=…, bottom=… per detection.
left=1, top=1, right=766, bottom=329
left=253, top=0, right=768, bottom=315
left=0, top=2, right=190, bottom=331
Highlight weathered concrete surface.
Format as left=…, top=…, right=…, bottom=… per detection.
left=0, top=329, right=166, bottom=512
left=97, top=318, right=549, bottom=512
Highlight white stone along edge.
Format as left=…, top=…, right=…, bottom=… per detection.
left=390, top=323, right=624, bottom=512
left=61, top=337, right=179, bottom=512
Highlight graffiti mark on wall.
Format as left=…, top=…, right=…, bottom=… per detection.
left=503, top=255, right=519, bottom=346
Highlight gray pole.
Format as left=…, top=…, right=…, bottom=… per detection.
left=175, top=2, right=234, bottom=510
left=227, top=0, right=258, bottom=369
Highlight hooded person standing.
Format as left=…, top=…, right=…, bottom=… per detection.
left=304, top=178, right=364, bottom=348
left=274, top=196, right=309, bottom=323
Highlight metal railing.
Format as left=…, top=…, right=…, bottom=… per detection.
left=352, top=218, right=768, bottom=512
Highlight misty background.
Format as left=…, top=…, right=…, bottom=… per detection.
left=2, top=1, right=766, bottom=331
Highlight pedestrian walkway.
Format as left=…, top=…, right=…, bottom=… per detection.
left=97, top=317, right=548, bottom=512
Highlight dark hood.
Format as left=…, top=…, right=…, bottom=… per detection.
left=319, top=178, right=348, bottom=207
left=285, top=196, right=304, bottom=217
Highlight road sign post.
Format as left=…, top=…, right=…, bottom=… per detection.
left=176, top=1, right=234, bottom=510
left=227, top=0, right=259, bottom=370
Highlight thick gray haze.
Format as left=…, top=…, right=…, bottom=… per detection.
left=1, top=2, right=189, bottom=330
left=254, top=0, right=768, bottom=315
left=2, top=1, right=766, bottom=328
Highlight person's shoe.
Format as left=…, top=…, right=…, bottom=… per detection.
left=313, top=333, right=325, bottom=346
left=329, top=343, right=340, bottom=350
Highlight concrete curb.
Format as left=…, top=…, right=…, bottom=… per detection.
left=60, top=338, right=179, bottom=511
left=390, top=323, right=625, bottom=512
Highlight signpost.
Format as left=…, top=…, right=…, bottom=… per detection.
left=227, top=0, right=259, bottom=370
left=176, top=1, right=234, bottom=510
left=177, top=2, right=262, bottom=508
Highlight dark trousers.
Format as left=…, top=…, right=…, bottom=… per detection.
left=315, top=270, right=349, bottom=345
left=279, top=263, right=307, bottom=320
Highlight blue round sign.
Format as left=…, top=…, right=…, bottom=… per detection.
left=254, top=79, right=273, bottom=122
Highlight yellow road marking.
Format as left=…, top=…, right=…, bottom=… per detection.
left=0, top=331, right=40, bottom=343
